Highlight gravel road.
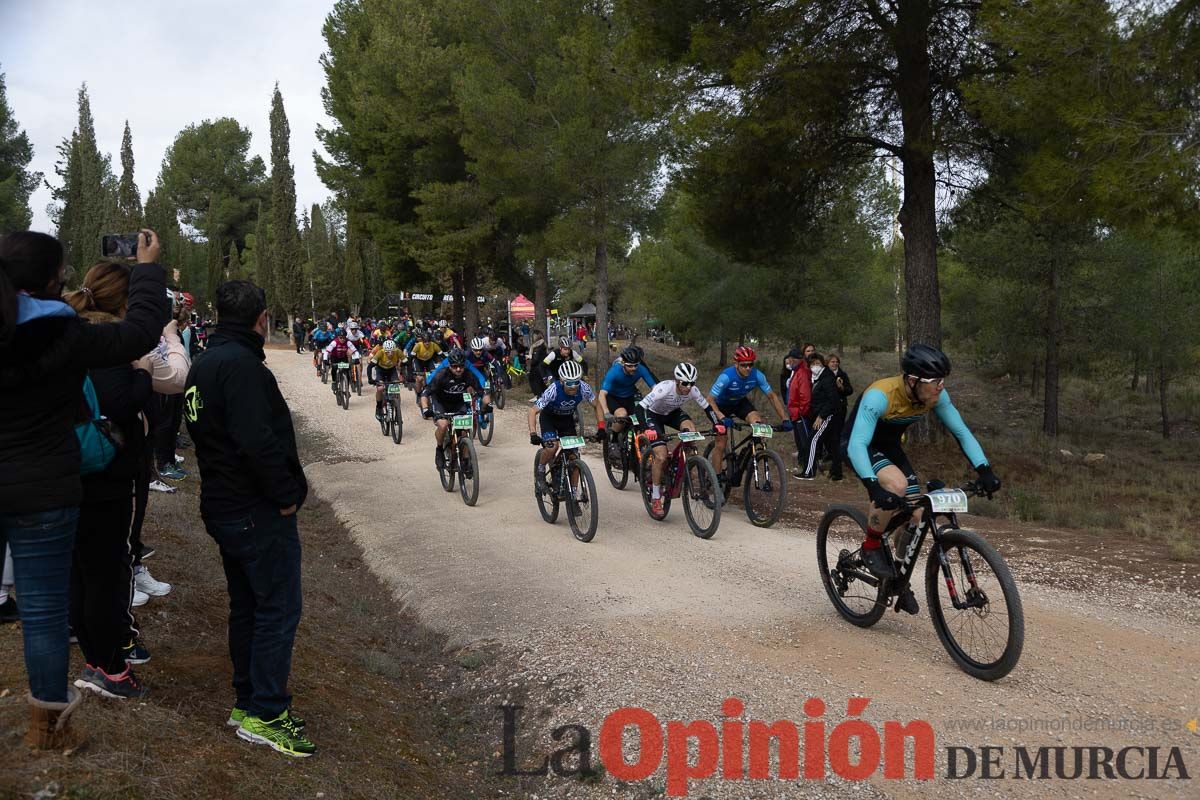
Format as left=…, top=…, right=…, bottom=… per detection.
left=274, top=350, right=1199, bottom=799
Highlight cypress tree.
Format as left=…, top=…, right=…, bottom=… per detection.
left=227, top=240, right=242, bottom=280
left=268, top=84, right=303, bottom=332
left=116, top=120, right=142, bottom=228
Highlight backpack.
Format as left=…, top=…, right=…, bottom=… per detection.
left=76, top=374, right=120, bottom=475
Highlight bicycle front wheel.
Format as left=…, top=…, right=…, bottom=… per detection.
left=534, top=451, right=559, bottom=523
left=682, top=455, right=722, bottom=539
left=495, top=382, right=506, bottom=410
left=926, top=529, right=1024, bottom=681
left=379, top=402, right=389, bottom=435
left=639, top=452, right=670, bottom=520
left=603, top=434, right=629, bottom=490
left=478, top=412, right=494, bottom=446
left=816, top=505, right=887, bottom=628
left=743, top=449, right=786, bottom=527
left=565, top=459, right=599, bottom=543
left=458, top=437, right=480, bottom=506
left=438, top=443, right=455, bottom=492
left=390, top=400, right=403, bottom=444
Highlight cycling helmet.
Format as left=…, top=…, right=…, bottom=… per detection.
left=337, top=322, right=346, bottom=330
left=470, top=336, right=486, bottom=351
left=674, top=362, right=698, bottom=383
left=335, top=328, right=347, bottom=338
left=734, top=345, right=756, bottom=364
left=556, top=336, right=570, bottom=348
left=447, top=348, right=467, bottom=366
left=558, top=360, right=583, bottom=382
left=901, top=344, right=951, bottom=380
left=619, top=346, right=641, bottom=365
left=382, top=339, right=397, bottom=353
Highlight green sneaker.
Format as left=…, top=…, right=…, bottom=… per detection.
left=228, top=706, right=305, bottom=731
left=237, top=711, right=316, bottom=757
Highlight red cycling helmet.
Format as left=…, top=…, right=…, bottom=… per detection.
left=734, top=346, right=757, bottom=364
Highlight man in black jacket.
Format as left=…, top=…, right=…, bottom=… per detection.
left=184, top=280, right=314, bottom=758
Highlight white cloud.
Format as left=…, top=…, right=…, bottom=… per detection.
left=1, top=0, right=337, bottom=233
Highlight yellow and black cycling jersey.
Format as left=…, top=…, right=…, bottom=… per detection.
left=370, top=344, right=404, bottom=370
left=410, top=341, right=442, bottom=362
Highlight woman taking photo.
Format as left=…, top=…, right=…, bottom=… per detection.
left=0, top=230, right=167, bottom=751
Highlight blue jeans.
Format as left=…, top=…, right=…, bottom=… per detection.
left=204, top=503, right=302, bottom=719
left=0, top=506, right=79, bottom=702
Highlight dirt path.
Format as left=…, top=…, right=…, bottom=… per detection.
left=276, top=350, right=1200, bottom=799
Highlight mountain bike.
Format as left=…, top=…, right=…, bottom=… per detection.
left=533, top=433, right=599, bottom=543
left=470, top=391, right=495, bottom=447
left=601, top=410, right=643, bottom=489
left=333, top=361, right=353, bottom=410
left=319, top=357, right=330, bottom=384
left=378, top=379, right=404, bottom=444
left=704, top=422, right=788, bottom=527
left=639, top=428, right=723, bottom=539
left=435, top=412, right=480, bottom=506
left=489, top=363, right=507, bottom=410
left=816, top=480, right=1024, bottom=681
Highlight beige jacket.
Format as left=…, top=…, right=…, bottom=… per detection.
left=149, top=320, right=190, bottom=395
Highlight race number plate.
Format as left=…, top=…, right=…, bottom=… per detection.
left=750, top=423, right=774, bottom=438
left=927, top=489, right=969, bottom=514
left=387, top=384, right=403, bottom=394
left=559, top=435, right=586, bottom=450
left=483, top=381, right=491, bottom=389
left=677, top=430, right=704, bottom=443
left=337, top=362, right=350, bottom=370
left=463, top=392, right=473, bottom=402
left=452, top=415, right=474, bottom=430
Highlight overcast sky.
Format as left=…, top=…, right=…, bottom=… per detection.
left=2, top=0, right=336, bottom=233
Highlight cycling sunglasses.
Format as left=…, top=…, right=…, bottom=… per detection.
left=563, top=380, right=581, bottom=389
left=676, top=380, right=694, bottom=387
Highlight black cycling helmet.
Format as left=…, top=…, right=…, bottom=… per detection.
left=447, top=347, right=467, bottom=366
left=620, top=346, right=641, bottom=365
left=901, top=344, right=951, bottom=380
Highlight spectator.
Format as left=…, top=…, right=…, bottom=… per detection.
left=796, top=353, right=840, bottom=480
left=291, top=317, right=305, bottom=354
left=185, top=279, right=314, bottom=758
left=824, top=354, right=853, bottom=481
left=0, top=229, right=167, bottom=751
left=784, top=348, right=813, bottom=475
left=63, top=262, right=158, bottom=699
left=528, top=333, right=547, bottom=396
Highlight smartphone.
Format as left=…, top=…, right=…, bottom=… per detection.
left=101, top=233, right=141, bottom=259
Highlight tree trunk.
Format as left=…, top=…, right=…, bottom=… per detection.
left=463, top=262, right=480, bottom=336
left=1129, top=350, right=1140, bottom=392
left=534, top=256, right=549, bottom=343
left=451, top=270, right=465, bottom=333
left=1030, top=356, right=1039, bottom=398
left=894, top=0, right=941, bottom=351
left=719, top=330, right=727, bottom=365
left=1042, top=261, right=1061, bottom=436
left=1159, top=361, right=1170, bottom=439
left=594, top=238, right=611, bottom=375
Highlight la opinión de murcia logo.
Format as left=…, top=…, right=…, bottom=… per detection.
left=498, top=698, right=1192, bottom=797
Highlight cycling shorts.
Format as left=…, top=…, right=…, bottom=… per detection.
left=841, top=439, right=920, bottom=493
left=605, top=394, right=640, bottom=418
left=415, top=357, right=436, bottom=374
left=375, top=365, right=399, bottom=384
left=645, top=408, right=690, bottom=442
left=539, top=410, right=578, bottom=440
left=431, top=395, right=469, bottom=417
left=714, top=396, right=756, bottom=422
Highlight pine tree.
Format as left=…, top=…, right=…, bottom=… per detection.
left=268, top=84, right=303, bottom=335
left=227, top=240, right=242, bottom=280
left=0, top=67, right=42, bottom=234
left=116, top=120, right=142, bottom=228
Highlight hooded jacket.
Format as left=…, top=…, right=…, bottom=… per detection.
left=0, top=263, right=168, bottom=514
left=785, top=360, right=812, bottom=422
left=184, top=324, right=307, bottom=517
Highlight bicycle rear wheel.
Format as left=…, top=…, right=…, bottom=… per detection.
left=565, top=459, right=599, bottom=543
left=743, top=449, right=786, bottom=527
left=682, top=455, right=722, bottom=539
left=926, top=529, right=1024, bottom=681
left=816, top=505, right=887, bottom=627
left=458, top=437, right=480, bottom=506
left=534, top=451, right=559, bottom=523
left=390, top=400, right=403, bottom=444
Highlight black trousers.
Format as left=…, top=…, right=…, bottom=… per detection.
left=825, top=411, right=846, bottom=478
left=154, top=393, right=183, bottom=470
left=70, top=496, right=136, bottom=675
left=204, top=503, right=303, bottom=719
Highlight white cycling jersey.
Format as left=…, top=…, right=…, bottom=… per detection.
left=639, top=380, right=712, bottom=416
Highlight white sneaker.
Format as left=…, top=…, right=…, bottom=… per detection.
left=132, top=588, right=150, bottom=607
left=148, top=480, right=176, bottom=493
left=173, top=454, right=185, bottom=464
left=134, top=565, right=171, bottom=597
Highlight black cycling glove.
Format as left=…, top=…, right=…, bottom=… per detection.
left=975, top=464, right=1001, bottom=495
left=863, top=478, right=904, bottom=510
left=530, top=432, right=542, bottom=447
left=421, top=407, right=433, bottom=420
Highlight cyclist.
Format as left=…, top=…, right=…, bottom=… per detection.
left=406, top=331, right=443, bottom=392
left=706, top=346, right=793, bottom=479
left=598, top=346, right=658, bottom=445
left=419, top=348, right=491, bottom=470
left=368, top=339, right=406, bottom=420
left=844, top=345, right=1000, bottom=591
left=639, top=363, right=725, bottom=516
left=311, top=322, right=334, bottom=375
left=527, top=360, right=604, bottom=490
left=322, top=327, right=361, bottom=394
left=346, top=320, right=367, bottom=386
left=537, top=336, right=585, bottom=391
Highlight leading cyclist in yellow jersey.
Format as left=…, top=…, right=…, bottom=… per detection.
left=369, top=339, right=405, bottom=420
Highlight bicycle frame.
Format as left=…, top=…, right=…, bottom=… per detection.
left=716, top=423, right=771, bottom=487
left=646, top=432, right=705, bottom=499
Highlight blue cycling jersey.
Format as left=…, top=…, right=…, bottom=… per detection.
left=708, top=366, right=772, bottom=405
left=600, top=361, right=656, bottom=398
left=535, top=381, right=596, bottom=415
left=312, top=330, right=334, bottom=346
left=427, top=357, right=488, bottom=388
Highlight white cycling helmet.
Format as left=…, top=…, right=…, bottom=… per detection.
left=674, top=362, right=698, bottom=383
left=470, top=336, right=485, bottom=351
left=558, top=336, right=571, bottom=349
left=382, top=339, right=397, bottom=352
left=558, top=360, right=583, bottom=382
left=348, top=320, right=359, bottom=330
